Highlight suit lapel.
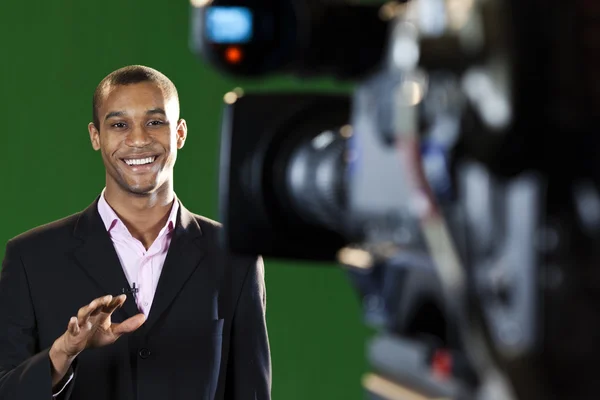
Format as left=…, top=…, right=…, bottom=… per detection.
left=140, top=203, right=205, bottom=334
left=72, top=198, right=140, bottom=319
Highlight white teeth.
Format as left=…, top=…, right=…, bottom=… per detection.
left=124, top=156, right=156, bottom=166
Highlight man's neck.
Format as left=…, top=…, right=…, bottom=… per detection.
left=104, top=183, right=175, bottom=249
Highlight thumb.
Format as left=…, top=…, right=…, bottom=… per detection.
left=68, top=316, right=81, bottom=336
left=112, top=313, right=146, bottom=336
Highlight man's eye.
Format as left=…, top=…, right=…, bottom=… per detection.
left=112, top=122, right=127, bottom=128
left=148, top=120, right=164, bottom=126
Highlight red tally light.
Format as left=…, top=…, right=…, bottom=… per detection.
left=225, top=46, right=243, bottom=64
left=431, top=349, right=452, bottom=380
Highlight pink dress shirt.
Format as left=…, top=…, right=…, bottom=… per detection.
left=97, top=189, right=179, bottom=317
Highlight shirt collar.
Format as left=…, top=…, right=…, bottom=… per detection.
left=97, top=188, right=179, bottom=235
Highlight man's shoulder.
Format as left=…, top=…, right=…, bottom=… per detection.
left=185, top=210, right=261, bottom=264
left=191, top=213, right=223, bottom=233
left=6, top=212, right=81, bottom=251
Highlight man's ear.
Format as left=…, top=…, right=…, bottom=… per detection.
left=176, top=119, right=188, bottom=150
left=88, top=122, right=101, bottom=151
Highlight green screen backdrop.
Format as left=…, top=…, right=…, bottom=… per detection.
left=0, top=1, right=372, bottom=399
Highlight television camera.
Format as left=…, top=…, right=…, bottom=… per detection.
left=190, top=0, right=600, bottom=399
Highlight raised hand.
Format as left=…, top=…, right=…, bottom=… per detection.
left=49, top=294, right=146, bottom=386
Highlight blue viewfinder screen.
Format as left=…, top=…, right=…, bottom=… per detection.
left=205, top=7, right=253, bottom=44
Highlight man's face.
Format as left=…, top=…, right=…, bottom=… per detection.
left=88, top=82, right=187, bottom=196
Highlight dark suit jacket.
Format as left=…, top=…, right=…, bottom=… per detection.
left=0, top=198, right=271, bottom=400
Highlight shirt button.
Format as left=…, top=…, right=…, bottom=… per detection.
left=144, top=302, right=149, bottom=306
left=139, top=348, right=151, bottom=359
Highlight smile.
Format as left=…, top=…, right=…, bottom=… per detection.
left=122, top=156, right=157, bottom=166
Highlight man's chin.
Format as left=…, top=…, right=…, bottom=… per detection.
left=127, top=189, right=155, bottom=196
left=120, top=181, right=161, bottom=196
left=128, top=186, right=159, bottom=196
left=108, top=171, right=168, bottom=197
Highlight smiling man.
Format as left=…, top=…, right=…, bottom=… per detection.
left=0, top=65, right=271, bottom=400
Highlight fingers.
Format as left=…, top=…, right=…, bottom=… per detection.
left=77, top=295, right=114, bottom=325
left=61, top=294, right=134, bottom=356
left=93, top=294, right=126, bottom=317
left=112, top=313, right=146, bottom=336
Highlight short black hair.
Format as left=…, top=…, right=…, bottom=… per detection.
left=92, top=65, right=179, bottom=129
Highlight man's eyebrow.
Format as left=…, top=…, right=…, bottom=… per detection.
left=146, top=108, right=166, bottom=116
left=104, top=111, right=126, bottom=121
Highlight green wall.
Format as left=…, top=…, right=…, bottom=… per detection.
left=0, top=1, right=371, bottom=399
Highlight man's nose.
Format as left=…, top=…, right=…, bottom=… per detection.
left=126, top=126, right=152, bottom=147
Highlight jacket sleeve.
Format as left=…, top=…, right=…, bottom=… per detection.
left=0, top=239, right=75, bottom=400
left=224, top=256, right=272, bottom=400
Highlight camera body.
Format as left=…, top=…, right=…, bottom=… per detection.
left=191, top=0, right=600, bottom=399
left=190, top=0, right=389, bottom=80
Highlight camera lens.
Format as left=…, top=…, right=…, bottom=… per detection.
left=283, top=127, right=349, bottom=233
left=266, top=99, right=351, bottom=236
left=218, top=93, right=351, bottom=260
